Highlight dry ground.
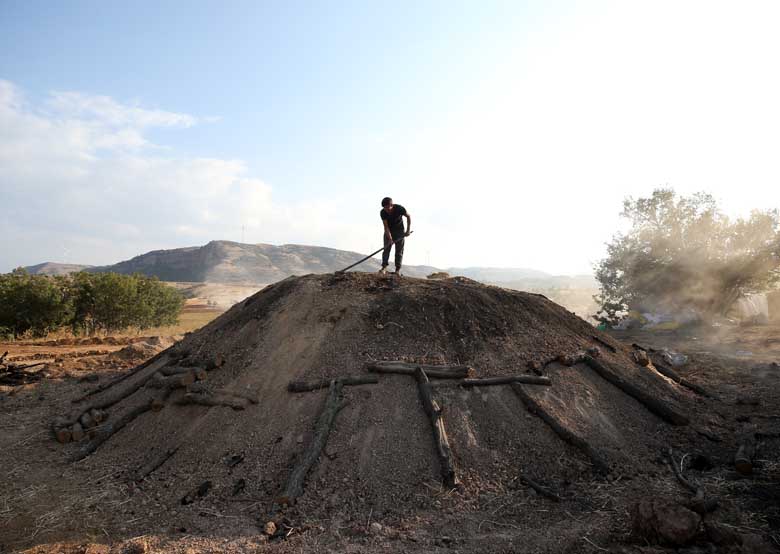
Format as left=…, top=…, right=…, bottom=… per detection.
left=1, top=298, right=778, bottom=554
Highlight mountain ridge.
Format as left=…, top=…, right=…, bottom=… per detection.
left=21, top=240, right=595, bottom=286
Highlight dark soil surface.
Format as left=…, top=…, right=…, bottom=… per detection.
left=1, top=273, right=778, bottom=553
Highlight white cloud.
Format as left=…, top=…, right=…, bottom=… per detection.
left=0, top=80, right=356, bottom=271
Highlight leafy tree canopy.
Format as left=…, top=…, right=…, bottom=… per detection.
left=594, top=189, right=780, bottom=325
left=0, top=271, right=184, bottom=338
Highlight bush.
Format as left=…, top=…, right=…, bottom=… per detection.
left=0, top=269, right=73, bottom=337
left=70, top=272, right=185, bottom=335
left=0, top=270, right=184, bottom=338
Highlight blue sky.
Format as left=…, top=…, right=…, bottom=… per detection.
left=2, top=1, right=779, bottom=274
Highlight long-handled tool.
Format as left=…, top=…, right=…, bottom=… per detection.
left=336, top=231, right=413, bottom=274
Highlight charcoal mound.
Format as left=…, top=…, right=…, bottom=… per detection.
left=54, top=272, right=705, bottom=539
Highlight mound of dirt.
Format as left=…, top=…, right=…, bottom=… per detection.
left=108, top=336, right=178, bottom=362
left=53, top=272, right=708, bottom=543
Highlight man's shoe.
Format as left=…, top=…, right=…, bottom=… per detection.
left=393, top=269, right=403, bottom=277
left=378, top=267, right=388, bottom=275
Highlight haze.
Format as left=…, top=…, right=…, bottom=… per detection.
left=2, top=0, right=779, bottom=275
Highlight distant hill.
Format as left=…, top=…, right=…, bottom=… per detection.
left=23, top=262, right=93, bottom=275
left=86, top=240, right=439, bottom=283
left=20, top=240, right=595, bottom=288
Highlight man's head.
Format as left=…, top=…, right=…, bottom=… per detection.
left=381, top=197, right=393, bottom=212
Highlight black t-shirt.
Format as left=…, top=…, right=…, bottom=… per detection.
left=380, top=204, right=407, bottom=237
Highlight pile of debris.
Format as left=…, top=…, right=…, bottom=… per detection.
left=50, top=272, right=729, bottom=548
left=0, top=350, right=50, bottom=386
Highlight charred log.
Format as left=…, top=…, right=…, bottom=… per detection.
left=288, top=374, right=379, bottom=392
left=70, top=402, right=152, bottom=461
left=281, top=379, right=345, bottom=503
left=367, top=361, right=471, bottom=379
left=583, top=355, right=689, bottom=426
left=511, top=383, right=609, bottom=475
left=433, top=375, right=552, bottom=388
left=415, top=367, right=461, bottom=489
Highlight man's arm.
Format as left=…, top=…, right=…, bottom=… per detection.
left=404, top=213, right=412, bottom=236
left=383, top=219, right=392, bottom=240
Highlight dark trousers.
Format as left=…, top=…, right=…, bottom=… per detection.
left=382, top=235, right=405, bottom=269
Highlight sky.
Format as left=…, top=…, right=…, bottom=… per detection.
left=1, top=0, right=779, bottom=275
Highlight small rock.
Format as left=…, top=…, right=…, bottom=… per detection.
left=296, top=435, right=304, bottom=444
left=264, top=521, right=277, bottom=536
left=369, top=522, right=384, bottom=535
left=631, top=500, right=701, bottom=546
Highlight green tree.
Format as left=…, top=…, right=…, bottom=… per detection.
left=70, top=272, right=184, bottom=334
left=594, top=189, right=780, bottom=325
left=0, top=269, right=73, bottom=337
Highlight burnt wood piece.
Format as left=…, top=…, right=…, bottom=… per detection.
left=133, top=447, right=179, bottom=482
left=667, top=448, right=718, bottom=514
left=146, top=371, right=196, bottom=389
left=367, top=362, right=470, bottom=379
left=583, top=355, right=689, bottom=426
left=6, top=361, right=47, bottom=371
left=511, top=383, right=610, bottom=475
left=433, top=375, right=552, bottom=388
left=150, top=388, right=174, bottom=411
left=174, top=393, right=249, bottom=410
left=414, top=367, right=461, bottom=489
left=72, top=349, right=181, bottom=403
left=64, top=355, right=172, bottom=428
left=652, top=362, right=710, bottom=397
left=591, top=335, right=618, bottom=353
left=70, top=402, right=152, bottom=461
left=282, top=379, right=345, bottom=502
left=160, top=365, right=208, bottom=380
left=518, top=474, right=561, bottom=502
left=735, top=433, right=756, bottom=475
left=52, top=416, right=72, bottom=444
left=287, top=374, right=379, bottom=392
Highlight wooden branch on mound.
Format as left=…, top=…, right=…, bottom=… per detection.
left=70, top=402, right=152, bottom=462
left=415, top=367, right=461, bottom=489
left=287, top=374, right=379, bottom=392
left=150, top=388, right=174, bottom=411
left=64, top=355, right=172, bottom=429
left=160, top=365, right=208, bottom=381
left=591, top=335, right=618, bottom=353
left=582, top=355, right=689, bottom=426
left=511, top=383, right=610, bottom=475
left=518, top=473, right=561, bottom=502
left=132, top=446, right=179, bottom=482
left=52, top=417, right=72, bottom=444
left=433, top=375, right=552, bottom=388
left=174, top=393, right=249, bottom=410
left=667, top=448, right=718, bottom=514
left=72, top=350, right=182, bottom=403
left=367, top=361, right=471, bottom=379
left=651, top=362, right=710, bottom=397
left=282, top=379, right=345, bottom=502
left=146, top=371, right=197, bottom=389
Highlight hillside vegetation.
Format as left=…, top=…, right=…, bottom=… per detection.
left=0, top=270, right=184, bottom=338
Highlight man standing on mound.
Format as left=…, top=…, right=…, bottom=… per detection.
left=379, top=197, right=411, bottom=275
